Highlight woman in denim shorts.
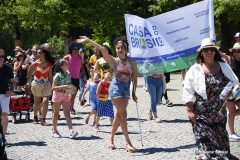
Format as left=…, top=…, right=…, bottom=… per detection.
left=77, top=36, right=138, bottom=153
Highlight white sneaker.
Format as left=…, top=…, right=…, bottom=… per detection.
left=52, top=130, right=61, bottom=138
left=69, top=130, right=78, bottom=139
left=229, top=133, right=240, bottom=140
left=236, top=132, right=240, bottom=137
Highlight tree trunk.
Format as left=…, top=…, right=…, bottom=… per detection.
left=219, top=13, right=232, bottom=53
left=14, top=24, right=22, bottom=47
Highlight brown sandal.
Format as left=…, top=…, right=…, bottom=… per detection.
left=108, top=143, right=116, bottom=150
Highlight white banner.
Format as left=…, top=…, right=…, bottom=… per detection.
left=125, top=0, right=215, bottom=76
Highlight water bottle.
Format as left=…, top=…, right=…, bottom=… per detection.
left=220, top=81, right=234, bottom=100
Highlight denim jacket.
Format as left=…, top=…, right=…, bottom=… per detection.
left=182, top=62, right=239, bottom=104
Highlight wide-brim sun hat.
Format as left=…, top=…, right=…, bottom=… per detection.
left=197, top=38, right=220, bottom=52
left=229, top=42, right=240, bottom=52
left=234, top=32, right=240, bottom=38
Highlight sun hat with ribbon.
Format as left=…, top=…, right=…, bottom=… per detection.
left=197, top=38, right=220, bottom=52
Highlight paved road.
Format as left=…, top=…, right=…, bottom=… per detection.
left=6, top=73, right=240, bottom=160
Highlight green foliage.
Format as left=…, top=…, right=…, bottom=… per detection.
left=149, top=0, right=201, bottom=15
left=47, top=35, right=65, bottom=57
left=214, top=0, right=240, bottom=24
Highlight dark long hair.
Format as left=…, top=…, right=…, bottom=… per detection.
left=53, top=59, right=64, bottom=75
left=39, top=48, right=55, bottom=65
left=196, top=48, right=224, bottom=63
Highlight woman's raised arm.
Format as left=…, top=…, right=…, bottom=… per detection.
left=76, top=36, right=115, bottom=65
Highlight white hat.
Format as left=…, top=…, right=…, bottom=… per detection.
left=234, top=32, right=240, bottom=38
left=197, top=38, right=219, bottom=52
left=229, top=43, right=240, bottom=52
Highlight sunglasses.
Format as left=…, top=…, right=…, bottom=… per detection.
left=232, top=50, right=240, bottom=53
left=202, top=47, right=216, bottom=53
left=0, top=55, right=4, bottom=59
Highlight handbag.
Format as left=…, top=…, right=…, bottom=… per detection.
left=64, top=85, right=77, bottom=95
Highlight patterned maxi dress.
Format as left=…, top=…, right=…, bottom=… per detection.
left=192, top=71, right=236, bottom=159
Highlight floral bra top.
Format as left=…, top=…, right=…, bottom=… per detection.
left=33, top=62, right=51, bottom=80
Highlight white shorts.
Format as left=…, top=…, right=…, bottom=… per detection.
left=0, top=94, right=10, bottom=113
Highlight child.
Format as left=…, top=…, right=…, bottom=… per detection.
left=81, top=72, right=101, bottom=126
left=51, top=59, right=78, bottom=139
left=94, top=71, right=114, bottom=131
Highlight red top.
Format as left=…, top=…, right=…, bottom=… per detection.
left=34, top=62, right=51, bottom=79
left=98, top=80, right=110, bottom=101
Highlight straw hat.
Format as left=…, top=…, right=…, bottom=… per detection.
left=31, top=45, right=39, bottom=52
left=197, top=38, right=219, bottom=52
left=229, top=43, right=240, bottom=52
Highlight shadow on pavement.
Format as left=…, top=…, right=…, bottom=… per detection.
left=57, top=116, right=82, bottom=121
left=115, top=131, right=139, bottom=135
left=57, top=122, right=84, bottom=126
left=161, top=119, right=189, bottom=123
left=73, top=135, right=102, bottom=141
left=7, top=141, right=47, bottom=147
left=137, top=147, right=179, bottom=155
left=137, top=143, right=195, bottom=155
left=171, top=103, right=185, bottom=107
left=127, top=118, right=147, bottom=122
left=167, top=88, right=179, bottom=91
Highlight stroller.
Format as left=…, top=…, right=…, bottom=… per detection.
left=9, top=90, right=31, bottom=124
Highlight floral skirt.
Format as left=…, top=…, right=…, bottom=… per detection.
left=31, top=79, right=52, bottom=97
left=192, top=118, right=234, bottom=159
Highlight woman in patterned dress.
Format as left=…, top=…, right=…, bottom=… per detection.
left=28, top=48, right=54, bottom=125
left=182, top=38, right=239, bottom=159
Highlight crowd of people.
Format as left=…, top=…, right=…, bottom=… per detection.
left=0, top=32, right=240, bottom=159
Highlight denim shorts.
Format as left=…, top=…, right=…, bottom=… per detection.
left=109, top=78, right=131, bottom=99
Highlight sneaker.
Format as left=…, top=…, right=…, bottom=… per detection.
left=229, top=133, right=240, bottom=140
left=69, top=130, right=78, bottom=139
left=143, top=87, right=148, bottom=92
left=236, top=132, right=240, bottom=137
left=158, top=100, right=163, bottom=105
left=154, top=117, right=161, bottom=123
left=166, top=100, right=173, bottom=107
left=71, top=108, right=76, bottom=115
left=52, top=130, right=61, bottom=138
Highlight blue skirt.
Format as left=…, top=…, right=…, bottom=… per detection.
left=97, top=100, right=114, bottom=118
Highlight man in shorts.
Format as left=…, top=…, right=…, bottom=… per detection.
left=0, top=49, right=15, bottom=136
